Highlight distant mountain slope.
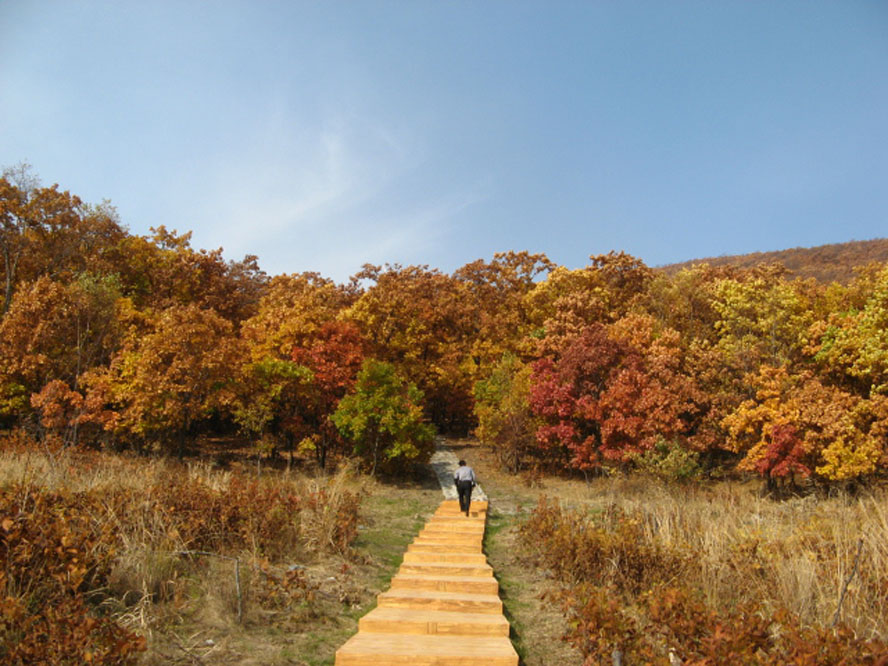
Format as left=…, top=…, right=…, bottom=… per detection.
left=658, top=238, right=888, bottom=283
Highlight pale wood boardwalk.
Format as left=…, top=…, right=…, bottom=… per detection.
left=335, top=499, right=518, bottom=665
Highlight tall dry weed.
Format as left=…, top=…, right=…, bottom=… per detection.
left=553, top=478, right=888, bottom=641
left=520, top=485, right=888, bottom=663
left=299, top=461, right=362, bottom=558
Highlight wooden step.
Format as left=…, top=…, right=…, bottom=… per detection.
left=378, top=589, right=502, bottom=614
left=399, top=562, right=493, bottom=577
left=358, top=607, right=510, bottom=637
left=434, top=508, right=487, bottom=518
left=423, top=519, right=486, bottom=530
left=432, top=506, right=487, bottom=515
left=420, top=529, right=484, bottom=540
left=390, top=574, right=499, bottom=595
left=335, top=633, right=517, bottom=665
left=431, top=520, right=485, bottom=528
left=426, top=519, right=486, bottom=530
left=431, top=513, right=486, bottom=522
left=438, top=499, right=488, bottom=510
left=407, top=541, right=482, bottom=554
left=430, top=509, right=486, bottom=518
left=416, top=532, right=481, bottom=546
left=435, top=502, right=487, bottom=517
left=428, top=512, right=486, bottom=520
left=412, top=535, right=482, bottom=546
left=402, top=551, right=488, bottom=565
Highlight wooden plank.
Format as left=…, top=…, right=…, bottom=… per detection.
left=434, top=509, right=487, bottom=519
left=437, top=499, right=489, bottom=511
left=398, top=562, right=493, bottom=577
left=422, top=520, right=486, bottom=531
left=401, top=551, right=488, bottom=565
left=415, top=533, right=481, bottom=546
left=335, top=633, right=517, bottom=666
left=412, top=534, right=482, bottom=543
left=407, top=541, right=483, bottom=554
left=358, top=607, right=510, bottom=637
left=390, top=574, right=499, bottom=595
left=432, top=506, right=487, bottom=515
left=378, top=589, right=503, bottom=614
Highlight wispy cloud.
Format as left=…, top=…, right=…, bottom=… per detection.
left=314, top=187, right=489, bottom=278
left=173, top=102, right=488, bottom=279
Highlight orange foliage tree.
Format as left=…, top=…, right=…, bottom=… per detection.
left=723, top=366, right=884, bottom=484
left=0, top=275, right=120, bottom=428
left=347, top=264, right=476, bottom=433
left=454, top=251, right=553, bottom=366
left=93, top=304, right=241, bottom=454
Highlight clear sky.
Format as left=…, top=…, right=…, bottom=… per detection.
left=2, top=1, right=886, bottom=282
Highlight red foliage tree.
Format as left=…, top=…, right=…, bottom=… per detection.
left=290, top=320, right=366, bottom=469
left=529, top=324, right=625, bottom=470
left=530, top=320, right=701, bottom=471
left=753, top=423, right=811, bottom=479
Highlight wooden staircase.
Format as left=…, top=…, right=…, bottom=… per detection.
left=335, top=499, right=518, bottom=665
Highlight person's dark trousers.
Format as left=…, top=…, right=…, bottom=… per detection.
left=456, top=480, right=473, bottom=516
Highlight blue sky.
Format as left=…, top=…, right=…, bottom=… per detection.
left=2, top=1, right=886, bottom=282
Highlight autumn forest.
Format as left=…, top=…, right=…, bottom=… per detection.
left=2, top=171, right=887, bottom=486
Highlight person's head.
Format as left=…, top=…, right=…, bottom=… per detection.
left=458, top=460, right=466, bottom=466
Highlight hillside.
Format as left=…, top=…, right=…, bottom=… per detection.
left=659, top=238, right=888, bottom=283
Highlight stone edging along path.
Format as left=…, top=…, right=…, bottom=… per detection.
left=334, top=442, right=517, bottom=665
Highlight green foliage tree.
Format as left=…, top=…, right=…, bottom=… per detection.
left=332, top=359, right=435, bottom=475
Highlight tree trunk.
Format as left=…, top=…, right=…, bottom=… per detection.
left=371, top=430, right=379, bottom=477
left=313, top=431, right=328, bottom=471
left=286, top=431, right=295, bottom=472
left=2, top=247, right=16, bottom=316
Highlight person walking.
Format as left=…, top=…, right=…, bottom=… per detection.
left=453, top=459, right=476, bottom=516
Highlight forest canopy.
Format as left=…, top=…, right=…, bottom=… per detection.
left=2, top=169, right=887, bottom=483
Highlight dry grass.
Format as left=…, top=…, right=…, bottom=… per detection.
left=574, top=477, right=888, bottom=640
left=455, top=436, right=888, bottom=663
left=0, top=436, right=442, bottom=665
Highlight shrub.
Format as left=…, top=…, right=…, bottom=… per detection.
left=633, top=437, right=702, bottom=483
left=0, top=484, right=145, bottom=664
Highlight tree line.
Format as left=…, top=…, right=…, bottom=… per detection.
left=2, top=169, right=886, bottom=484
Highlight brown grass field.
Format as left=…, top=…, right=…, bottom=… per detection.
left=2, top=434, right=887, bottom=664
